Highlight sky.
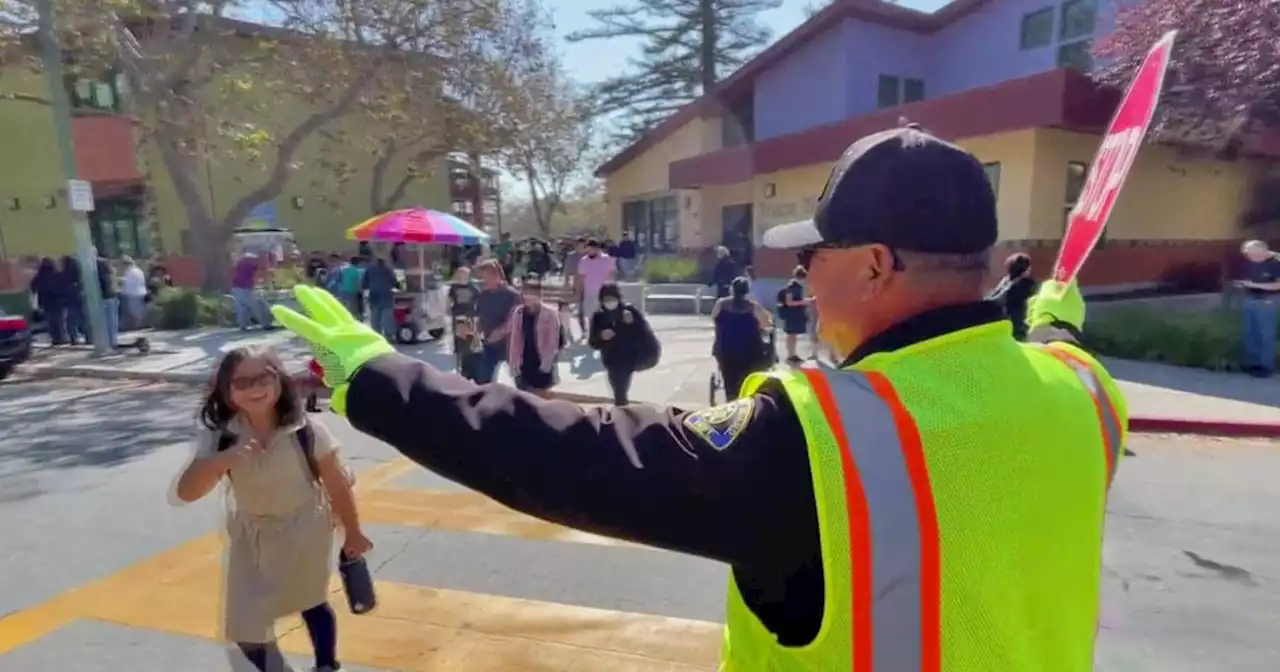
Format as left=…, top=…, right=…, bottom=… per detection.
left=239, top=0, right=957, bottom=201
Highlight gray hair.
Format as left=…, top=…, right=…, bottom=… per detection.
left=898, top=249, right=992, bottom=274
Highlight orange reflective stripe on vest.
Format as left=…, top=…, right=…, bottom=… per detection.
left=1039, top=346, right=1123, bottom=487
left=801, top=369, right=941, bottom=672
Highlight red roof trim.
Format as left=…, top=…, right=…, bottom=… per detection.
left=667, top=69, right=1119, bottom=187
left=594, top=0, right=1002, bottom=178
left=71, top=116, right=143, bottom=186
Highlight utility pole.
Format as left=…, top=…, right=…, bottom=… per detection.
left=36, top=0, right=109, bottom=355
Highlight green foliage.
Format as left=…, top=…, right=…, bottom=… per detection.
left=148, top=288, right=233, bottom=330
left=1082, top=307, right=1272, bottom=371
left=641, top=256, right=701, bottom=283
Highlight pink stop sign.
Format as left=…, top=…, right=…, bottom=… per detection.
left=1053, top=31, right=1177, bottom=285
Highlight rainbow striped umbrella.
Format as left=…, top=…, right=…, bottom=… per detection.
left=345, top=208, right=489, bottom=245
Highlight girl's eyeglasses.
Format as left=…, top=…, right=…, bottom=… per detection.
left=230, top=371, right=278, bottom=392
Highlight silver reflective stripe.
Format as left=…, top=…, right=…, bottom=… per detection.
left=825, top=371, right=924, bottom=671
left=1040, top=347, right=1122, bottom=486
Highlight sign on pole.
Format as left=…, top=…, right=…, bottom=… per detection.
left=1053, top=30, right=1177, bottom=284
left=67, top=179, right=95, bottom=213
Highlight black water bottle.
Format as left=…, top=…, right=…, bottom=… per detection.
left=338, top=551, right=377, bottom=615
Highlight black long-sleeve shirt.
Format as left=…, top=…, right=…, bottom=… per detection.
left=344, top=300, right=1079, bottom=646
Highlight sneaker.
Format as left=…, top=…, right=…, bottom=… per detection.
left=313, top=666, right=341, bottom=672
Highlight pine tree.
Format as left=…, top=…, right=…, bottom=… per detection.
left=568, top=0, right=780, bottom=145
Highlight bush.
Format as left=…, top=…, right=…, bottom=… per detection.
left=1082, top=307, right=1266, bottom=371
left=641, top=256, right=701, bottom=283
left=148, top=288, right=234, bottom=330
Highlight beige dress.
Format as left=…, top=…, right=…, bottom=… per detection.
left=195, top=417, right=339, bottom=643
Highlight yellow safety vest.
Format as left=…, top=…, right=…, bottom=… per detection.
left=720, top=320, right=1126, bottom=672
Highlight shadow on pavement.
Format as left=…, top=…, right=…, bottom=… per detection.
left=0, top=384, right=196, bottom=474
left=1103, top=357, right=1280, bottom=408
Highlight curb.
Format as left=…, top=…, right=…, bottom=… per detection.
left=23, top=365, right=1280, bottom=439
left=1126, top=416, right=1280, bottom=439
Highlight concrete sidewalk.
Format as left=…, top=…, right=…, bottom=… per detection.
left=21, top=316, right=1280, bottom=428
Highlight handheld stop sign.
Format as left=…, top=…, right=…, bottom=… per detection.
left=1053, top=30, right=1178, bottom=284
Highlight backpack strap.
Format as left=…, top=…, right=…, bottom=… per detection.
left=295, top=422, right=321, bottom=483
left=215, top=423, right=321, bottom=483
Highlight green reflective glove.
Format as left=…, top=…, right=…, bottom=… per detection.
left=1027, top=280, right=1086, bottom=332
left=270, top=285, right=395, bottom=415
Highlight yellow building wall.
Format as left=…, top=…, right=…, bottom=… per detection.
left=1029, top=128, right=1257, bottom=241
left=0, top=70, right=79, bottom=260
left=604, top=118, right=718, bottom=246
left=601, top=125, right=1262, bottom=253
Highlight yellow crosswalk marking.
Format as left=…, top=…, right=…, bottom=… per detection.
left=0, top=456, right=726, bottom=671
left=359, top=489, right=632, bottom=547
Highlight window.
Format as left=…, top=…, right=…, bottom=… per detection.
left=1063, top=161, right=1100, bottom=242
left=1020, top=7, right=1054, bottom=50
left=648, top=195, right=679, bottom=252
left=877, top=75, right=901, bottom=109
left=1057, top=39, right=1093, bottom=72
left=721, top=97, right=755, bottom=148
left=624, top=196, right=680, bottom=252
left=67, top=71, right=124, bottom=112
left=89, top=200, right=149, bottom=258
left=982, top=162, right=1002, bottom=199
left=903, top=78, right=925, bottom=104
left=1059, top=0, right=1096, bottom=41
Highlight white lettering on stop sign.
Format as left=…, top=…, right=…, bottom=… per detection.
left=1075, top=127, right=1144, bottom=223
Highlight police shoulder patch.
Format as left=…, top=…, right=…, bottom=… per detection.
left=683, top=398, right=755, bottom=451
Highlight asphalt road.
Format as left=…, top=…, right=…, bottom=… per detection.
left=0, top=379, right=1275, bottom=670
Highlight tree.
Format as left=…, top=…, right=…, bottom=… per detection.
left=4, top=0, right=504, bottom=287
left=358, top=0, right=554, bottom=215
left=502, top=181, right=606, bottom=238
left=1094, top=0, right=1280, bottom=154
left=504, top=63, right=598, bottom=237
left=566, top=0, right=778, bottom=144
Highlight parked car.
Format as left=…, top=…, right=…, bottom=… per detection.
left=0, top=309, right=32, bottom=381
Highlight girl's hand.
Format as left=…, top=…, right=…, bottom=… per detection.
left=343, top=530, right=374, bottom=558
left=219, top=438, right=264, bottom=470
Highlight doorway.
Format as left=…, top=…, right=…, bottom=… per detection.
left=720, top=204, right=754, bottom=268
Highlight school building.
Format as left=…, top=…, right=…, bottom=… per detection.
left=596, top=0, right=1280, bottom=287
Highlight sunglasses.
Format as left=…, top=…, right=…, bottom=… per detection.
left=798, top=242, right=907, bottom=272
left=229, top=371, right=278, bottom=392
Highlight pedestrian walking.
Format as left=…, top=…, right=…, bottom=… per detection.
left=174, top=346, right=371, bottom=672
left=29, top=258, right=65, bottom=345
left=507, top=275, right=562, bottom=398
left=270, top=125, right=1128, bottom=672
left=1235, top=240, right=1280, bottom=377
left=362, top=256, right=399, bottom=342
left=59, top=255, right=87, bottom=344
left=120, top=255, right=148, bottom=331
left=588, top=282, right=660, bottom=405
left=473, top=259, right=520, bottom=384
left=986, top=252, right=1037, bottom=341
left=776, top=265, right=812, bottom=364
left=712, top=276, right=774, bottom=400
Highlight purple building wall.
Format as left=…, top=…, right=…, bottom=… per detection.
left=751, top=0, right=1117, bottom=142
left=752, top=24, right=850, bottom=140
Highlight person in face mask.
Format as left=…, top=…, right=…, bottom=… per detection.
left=589, top=282, right=660, bottom=405
left=576, top=239, right=615, bottom=340
left=506, top=275, right=563, bottom=398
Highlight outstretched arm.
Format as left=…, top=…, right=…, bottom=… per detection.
left=344, top=353, right=813, bottom=566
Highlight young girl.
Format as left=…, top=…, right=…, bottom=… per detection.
left=175, top=346, right=372, bottom=672
left=453, top=315, right=484, bottom=382
left=507, top=276, right=562, bottom=398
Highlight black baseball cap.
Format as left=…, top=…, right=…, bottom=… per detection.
left=762, top=125, right=997, bottom=255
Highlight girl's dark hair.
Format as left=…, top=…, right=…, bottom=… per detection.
left=200, top=345, right=304, bottom=432
left=792, top=265, right=808, bottom=280
left=598, top=281, right=622, bottom=302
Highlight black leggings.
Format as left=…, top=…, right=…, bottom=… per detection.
left=237, top=602, right=337, bottom=671
left=606, top=365, right=635, bottom=405
left=717, top=355, right=768, bottom=401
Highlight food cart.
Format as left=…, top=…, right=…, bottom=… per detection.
left=346, top=208, right=489, bottom=343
